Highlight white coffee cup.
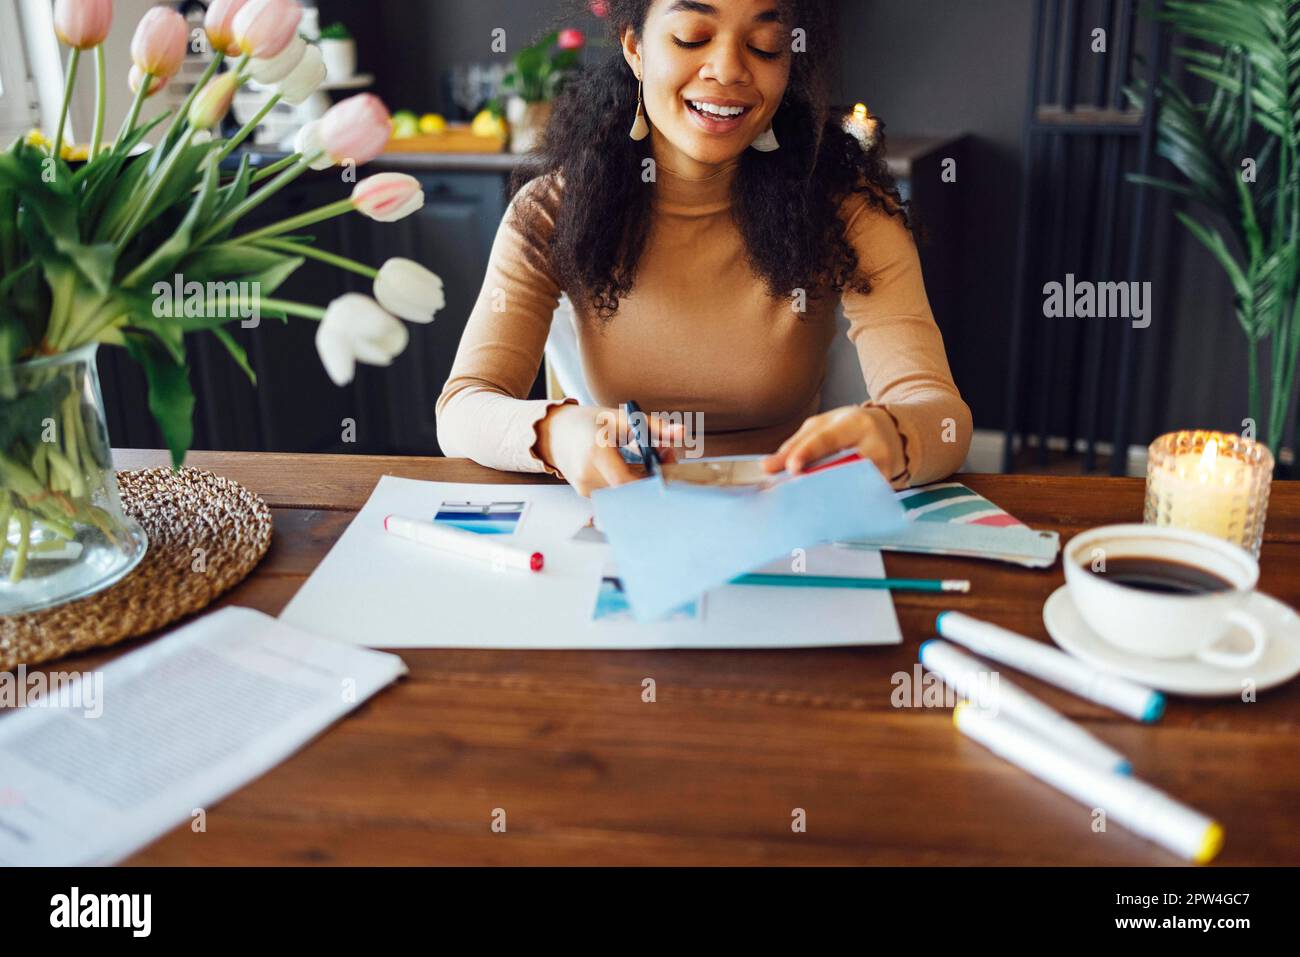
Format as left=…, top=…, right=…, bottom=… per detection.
left=1064, top=524, right=1267, bottom=669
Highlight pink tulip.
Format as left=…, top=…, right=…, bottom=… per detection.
left=232, top=0, right=302, bottom=60
left=131, top=7, right=188, bottom=80
left=128, top=64, right=167, bottom=98
left=352, top=173, right=425, bottom=223
left=54, top=0, right=113, bottom=50
left=204, top=0, right=249, bottom=56
left=319, top=94, right=393, bottom=166
left=558, top=28, right=585, bottom=51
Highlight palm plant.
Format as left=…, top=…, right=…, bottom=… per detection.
left=1130, top=0, right=1300, bottom=459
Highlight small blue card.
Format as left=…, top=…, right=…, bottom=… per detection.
left=591, top=457, right=906, bottom=622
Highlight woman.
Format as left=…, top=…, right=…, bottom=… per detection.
left=437, top=0, right=971, bottom=495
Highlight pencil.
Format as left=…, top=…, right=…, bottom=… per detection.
left=729, top=574, right=971, bottom=593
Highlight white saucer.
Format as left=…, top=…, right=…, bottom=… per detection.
left=1043, top=585, right=1300, bottom=697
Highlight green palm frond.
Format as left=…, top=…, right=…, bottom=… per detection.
left=1133, top=0, right=1300, bottom=455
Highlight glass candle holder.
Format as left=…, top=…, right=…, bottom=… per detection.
left=1144, top=430, right=1273, bottom=557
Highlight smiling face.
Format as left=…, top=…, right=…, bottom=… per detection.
left=623, top=0, right=792, bottom=176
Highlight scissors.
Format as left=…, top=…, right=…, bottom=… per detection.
left=622, top=400, right=661, bottom=477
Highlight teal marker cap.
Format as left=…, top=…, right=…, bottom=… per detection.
left=1141, top=692, right=1166, bottom=723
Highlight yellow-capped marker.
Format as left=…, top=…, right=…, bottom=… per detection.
left=953, top=701, right=1223, bottom=863
left=1195, top=821, right=1225, bottom=865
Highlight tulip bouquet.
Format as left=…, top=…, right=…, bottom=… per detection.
left=0, top=0, right=443, bottom=593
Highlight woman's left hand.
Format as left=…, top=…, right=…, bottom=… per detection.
left=762, top=406, right=905, bottom=482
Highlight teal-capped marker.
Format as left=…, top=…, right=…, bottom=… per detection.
left=935, top=611, right=1165, bottom=723
left=731, top=574, right=970, bottom=593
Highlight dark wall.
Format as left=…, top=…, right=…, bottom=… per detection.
left=833, top=0, right=1034, bottom=435
left=834, top=0, right=1264, bottom=449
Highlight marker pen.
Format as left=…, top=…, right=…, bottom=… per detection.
left=937, top=611, right=1165, bottom=723
left=920, top=639, right=1131, bottom=774
left=384, top=515, right=543, bottom=572
left=953, top=702, right=1223, bottom=864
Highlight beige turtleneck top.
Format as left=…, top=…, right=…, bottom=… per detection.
left=436, top=160, right=971, bottom=487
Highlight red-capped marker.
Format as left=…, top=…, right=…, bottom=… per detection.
left=384, top=514, right=545, bottom=573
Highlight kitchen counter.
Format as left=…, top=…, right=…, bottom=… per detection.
left=228, top=134, right=965, bottom=180
left=229, top=147, right=524, bottom=173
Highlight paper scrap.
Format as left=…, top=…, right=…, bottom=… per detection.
left=592, top=457, right=906, bottom=621
left=0, top=607, right=405, bottom=866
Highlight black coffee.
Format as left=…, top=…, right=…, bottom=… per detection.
left=1088, top=557, right=1234, bottom=595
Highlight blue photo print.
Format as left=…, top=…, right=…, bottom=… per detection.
left=593, top=576, right=701, bottom=622
left=434, top=500, right=528, bottom=536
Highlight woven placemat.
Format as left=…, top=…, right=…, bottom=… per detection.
left=0, top=467, right=273, bottom=671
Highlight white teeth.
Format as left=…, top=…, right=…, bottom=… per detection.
left=690, top=100, right=746, bottom=117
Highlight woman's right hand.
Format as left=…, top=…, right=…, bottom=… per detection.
left=534, top=404, right=680, bottom=496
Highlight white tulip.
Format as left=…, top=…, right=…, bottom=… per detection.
left=374, top=258, right=445, bottom=324
left=293, top=120, right=335, bottom=170
left=249, top=35, right=307, bottom=84
left=277, top=44, right=326, bottom=106
left=315, top=294, right=410, bottom=386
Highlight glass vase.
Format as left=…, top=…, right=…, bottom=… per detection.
left=0, top=343, right=147, bottom=614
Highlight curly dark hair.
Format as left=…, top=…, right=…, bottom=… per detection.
left=509, top=0, right=909, bottom=320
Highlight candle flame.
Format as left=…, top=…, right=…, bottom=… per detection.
left=1200, top=439, right=1219, bottom=470
left=853, top=103, right=869, bottom=120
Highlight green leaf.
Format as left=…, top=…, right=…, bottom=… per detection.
left=0, top=176, right=16, bottom=276
left=1176, top=210, right=1252, bottom=305
left=122, top=331, right=194, bottom=468
left=179, top=242, right=294, bottom=281
left=1125, top=173, right=1198, bottom=199
left=92, top=153, right=153, bottom=242
left=212, top=326, right=256, bottom=385
left=0, top=260, right=37, bottom=302
left=120, top=155, right=221, bottom=288
left=179, top=243, right=305, bottom=298
left=108, top=140, right=213, bottom=247
left=0, top=151, right=77, bottom=243
left=205, top=154, right=253, bottom=241
left=59, top=240, right=116, bottom=294
left=0, top=374, right=70, bottom=450
left=0, top=319, right=29, bottom=373
left=243, top=253, right=303, bottom=299
left=77, top=112, right=173, bottom=227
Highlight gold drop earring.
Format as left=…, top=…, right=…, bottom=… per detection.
left=629, top=73, right=650, bottom=141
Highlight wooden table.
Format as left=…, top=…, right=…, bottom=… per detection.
left=97, top=452, right=1300, bottom=865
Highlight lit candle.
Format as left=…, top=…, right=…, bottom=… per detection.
left=843, top=102, right=879, bottom=149
left=1144, top=430, right=1273, bottom=556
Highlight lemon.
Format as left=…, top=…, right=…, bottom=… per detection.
left=419, top=113, right=447, bottom=135
left=471, top=109, right=506, bottom=139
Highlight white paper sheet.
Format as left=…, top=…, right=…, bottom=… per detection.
left=0, top=607, right=406, bottom=866
left=279, top=475, right=902, bottom=649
